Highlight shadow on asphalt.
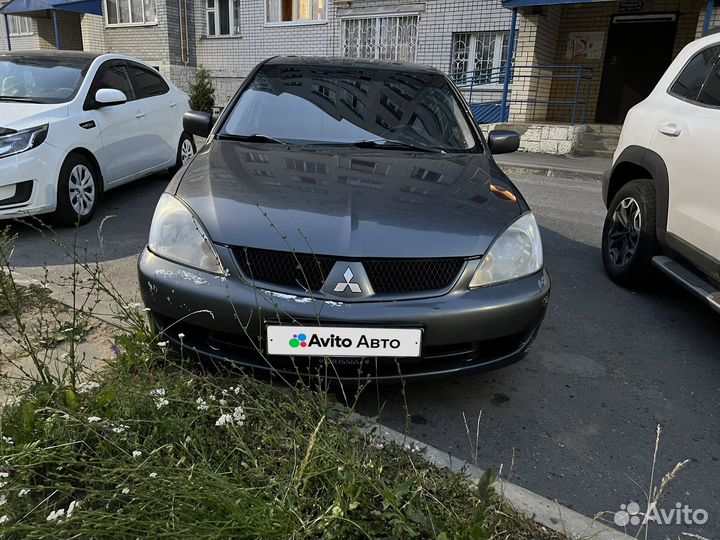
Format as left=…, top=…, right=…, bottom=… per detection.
left=4, top=172, right=171, bottom=268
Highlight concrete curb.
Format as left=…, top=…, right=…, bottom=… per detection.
left=354, top=414, right=634, bottom=540
left=497, top=162, right=604, bottom=182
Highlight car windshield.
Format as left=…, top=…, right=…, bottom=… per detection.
left=0, top=55, right=91, bottom=104
left=221, top=63, right=479, bottom=152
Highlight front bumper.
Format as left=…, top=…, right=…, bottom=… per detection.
left=138, top=246, right=551, bottom=382
left=0, top=144, right=64, bottom=219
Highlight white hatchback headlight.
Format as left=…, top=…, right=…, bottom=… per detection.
left=148, top=194, right=223, bottom=274
left=0, top=124, right=48, bottom=159
left=469, top=213, right=543, bottom=288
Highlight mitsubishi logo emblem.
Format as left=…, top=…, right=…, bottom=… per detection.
left=334, top=267, right=362, bottom=293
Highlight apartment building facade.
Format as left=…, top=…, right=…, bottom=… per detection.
left=1, top=0, right=514, bottom=108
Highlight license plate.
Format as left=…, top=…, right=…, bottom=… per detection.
left=266, top=325, right=422, bottom=358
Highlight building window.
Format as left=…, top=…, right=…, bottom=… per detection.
left=266, top=0, right=326, bottom=23
left=7, top=15, right=32, bottom=36
left=206, top=0, right=240, bottom=36
left=105, top=0, right=157, bottom=25
left=342, top=15, right=418, bottom=62
left=451, top=31, right=509, bottom=86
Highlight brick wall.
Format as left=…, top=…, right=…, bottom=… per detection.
left=36, top=12, right=84, bottom=50
left=81, top=14, right=106, bottom=52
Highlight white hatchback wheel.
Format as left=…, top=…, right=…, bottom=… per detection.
left=68, top=164, right=96, bottom=217
left=180, top=138, right=195, bottom=164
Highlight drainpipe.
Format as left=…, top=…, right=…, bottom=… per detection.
left=3, top=15, right=10, bottom=51
left=703, top=0, right=715, bottom=35
left=500, top=7, right=518, bottom=123
left=52, top=9, right=60, bottom=49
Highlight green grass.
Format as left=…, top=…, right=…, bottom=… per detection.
left=0, top=352, right=565, bottom=540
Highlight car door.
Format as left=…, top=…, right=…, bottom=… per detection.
left=85, top=60, right=145, bottom=184
left=126, top=62, right=177, bottom=170
left=649, top=44, right=720, bottom=268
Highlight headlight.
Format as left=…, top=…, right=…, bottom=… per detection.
left=0, top=124, right=48, bottom=159
left=469, top=213, right=543, bottom=288
left=148, top=194, right=223, bottom=274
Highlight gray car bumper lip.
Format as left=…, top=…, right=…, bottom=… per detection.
left=138, top=247, right=550, bottom=381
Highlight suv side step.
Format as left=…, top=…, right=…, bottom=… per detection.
left=652, top=255, right=720, bottom=314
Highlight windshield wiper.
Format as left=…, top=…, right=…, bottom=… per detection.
left=0, top=96, right=43, bottom=103
left=217, top=133, right=288, bottom=144
left=345, top=139, right=443, bottom=153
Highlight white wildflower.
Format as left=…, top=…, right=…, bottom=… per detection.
left=196, top=398, right=208, bottom=411
left=370, top=442, right=384, bottom=450
left=67, top=500, right=79, bottom=517
left=1, top=437, right=12, bottom=445
left=77, top=381, right=100, bottom=393
left=46, top=508, right=64, bottom=521
left=132, top=450, right=142, bottom=458
left=215, top=413, right=232, bottom=427
left=126, top=303, right=141, bottom=309
left=154, top=398, right=169, bottom=409
left=232, top=406, right=246, bottom=425
left=221, top=389, right=228, bottom=396
left=157, top=341, right=168, bottom=348
left=177, top=333, right=185, bottom=340
left=143, top=307, right=151, bottom=312
left=151, top=388, right=168, bottom=409
left=121, top=487, right=130, bottom=495
left=18, top=489, right=29, bottom=498
left=0, top=472, right=8, bottom=479
left=0, top=495, right=5, bottom=506
left=0, top=483, right=6, bottom=489
left=218, top=399, right=227, bottom=406
left=0, top=515, right=7, bottom=524
left=233, top=386, right=241, bottom=395
left=149, top=472, right=157, bottom=478
left=111, top=426, right=126, bottom=434
left=208, top=395, right=217, bottom=401
left=87, top=416, right=101, bottom=423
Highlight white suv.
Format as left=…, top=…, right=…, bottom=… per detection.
left=602, top=32, right=720, bottom=313
left=0, top=51, right=194, bottom=226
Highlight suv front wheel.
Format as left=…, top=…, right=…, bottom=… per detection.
left=601, top=179, right=658, bottom=287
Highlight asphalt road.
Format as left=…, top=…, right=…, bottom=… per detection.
left=5, top=169, right=720, bottom=539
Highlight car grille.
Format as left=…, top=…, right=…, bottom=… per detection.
left=232, top=247, right=464, bottom=295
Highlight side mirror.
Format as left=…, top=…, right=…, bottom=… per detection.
left=95, top=88, right=127, bottom=106
left=184, top=111, right=213, bottom=138
left=488, top=130, right=520, bottom=154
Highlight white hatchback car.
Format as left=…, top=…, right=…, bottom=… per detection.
left=602, top=32, right=720, bottom=313
left=0, top=51, right=194, bottom=226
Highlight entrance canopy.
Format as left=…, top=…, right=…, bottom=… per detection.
left=0, top=0, right=101, bottom=15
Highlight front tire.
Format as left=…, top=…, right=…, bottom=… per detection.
left=601, top=179, right=658, bottom=287
left=52, top=153, right=100, bottom=227
left=172, top=132, right=196, bottom=174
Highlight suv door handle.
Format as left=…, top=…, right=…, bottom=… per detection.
left=135, top=112, right=146, bottom=119
left=170, top=102, right=177, bottom=108
left=658, top=122, right=681, bottom=137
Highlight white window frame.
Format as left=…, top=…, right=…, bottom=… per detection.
left=264, top=0, right=327, bottom=26
left=104, top=0, right=157, bottom=27
left=206, top=0, right=241, bottom=37
left=340, top=13, right=419, bottom=63
left=7, top=15, right=33, bottom=36
left=451, top=31, right=509, bottom=89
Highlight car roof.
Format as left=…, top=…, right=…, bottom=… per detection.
left=0, top=50, right=101, bottom=62
left=263, top=56, right=446, bottom=76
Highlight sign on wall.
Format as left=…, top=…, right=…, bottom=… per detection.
left=565, top=31, right=604, bottom=60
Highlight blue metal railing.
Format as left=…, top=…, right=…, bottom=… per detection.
left=453, top=65, right=593, bottom=125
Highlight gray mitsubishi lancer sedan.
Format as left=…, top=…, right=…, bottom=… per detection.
left=138, top=56, right=550, bottom=382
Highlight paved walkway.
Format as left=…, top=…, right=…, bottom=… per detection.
left=495, top=152, right=611, bottom=181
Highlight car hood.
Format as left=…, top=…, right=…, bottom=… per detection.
left=174, top=140, right=525, bottom=258
left=0, top=102, right=69, bottom=131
